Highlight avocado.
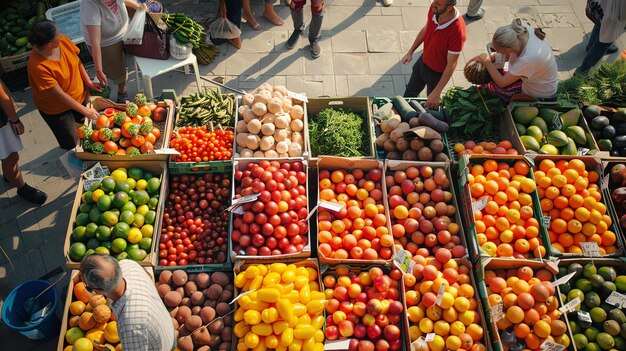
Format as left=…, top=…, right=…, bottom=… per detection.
left=616, top=122, right=626, bottom=135
left=614, top=109, right=626, bottom=122
left=591, top=116, right=611, bottom=130
left=584, top=105, right=602, bottom=119
left=598, top=139, right=613, bottom=151
left=602, top=125, right=617, bottom=139
left=611, top=149, right=621, bottom=157
left=615, top=135, right=626, bottom=148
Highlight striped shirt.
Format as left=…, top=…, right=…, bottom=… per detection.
left=111, top=260, right=175, bottom=351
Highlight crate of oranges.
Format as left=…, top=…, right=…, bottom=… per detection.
left=457, top=155, right=552, bottom=263
left=532, top=156, right=624, bottom=258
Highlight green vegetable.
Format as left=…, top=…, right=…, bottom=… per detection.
left=309, top=108, right=368, bottom=157
left=558, top=60, right=626, bottom=107
left=177, top=87, right=235, bottom=127
left=391, top=96, right=417, bottom=121
left=442, top=86, right=505, bottom=139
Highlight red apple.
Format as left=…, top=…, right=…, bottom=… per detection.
left=339, top=301, right=354, bottom=314
left=383, top=325, right=401, bottom=341
left=349, top=339, right=359, bottom=351
left=375, top=339, right=390, bottom=351
left=338, top=320, right=354, bottom=337
left=373, top=275, right=390, bottom=293
left=353, top=323, right=367, bottom=339
left=366, top=299, right=382, bottom=316
left=389, top=300, right=403, bottom=315
left=367, top=324, right=382, bottom=339
left=375, top=314, right=389, bottom=328
left=325, top=325, right=339, bottom=340
left=358, top=341, right=375, bottom=351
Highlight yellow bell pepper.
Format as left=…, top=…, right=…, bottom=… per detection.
left=234, top=321, right=251, bottom=338
left=313, top=330, right=324, bottom=343
left=311, top=315, right=325, bottom=330
left=244, top=310, right=262, bottom=325
left=263, top=272, right=281, bottom=286
left=237, top=341, right=248, bottom=351
left=288, top=338, right=302, bottom=351
left=270, top=263, right=287, bottom=274
left=305, top=300, right=327, bottom=315
left=298, top=313, right=311, bottom=325
left=302, top=336, right=316, bottom=351
left=282, top=269, right=296, bottom=284
left=299, top=284, right=311, bottom=304
left=293, top=303, right=307, bottom=317
left=234, top=307, right=245, bottom=322
left=265, top=335, right=279, bottom=349
left=249, top=275, right=264, bottom=290
left=245, top=265, right=260, bottom=279
left=294, top=276, right=309, bottom=289
left=234, top=272, right=247, bottom=288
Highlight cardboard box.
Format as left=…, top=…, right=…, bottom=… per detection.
left=154, top=167, right=233, bottom=273
left=457, top=155, right=552, bottom=264
left=306, top=97, right=375, bottom=167
left=64, top=161, right=167, bottom=269
left=504, top=101, right=600, bottom=156
left=75, top=98, right=175, bottom=161
left=384, top=160, right=468, bottom=261
left=316, top=156, right=394, bottom=266
left=230, top=158, right=311, bottom=261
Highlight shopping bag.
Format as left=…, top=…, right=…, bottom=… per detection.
left=585, top=0, right=603, bottom=26
left=124, top=11, right=169, bottom=60
left=123, top=8, right=147, bottom=45
left=208, top=17, right=241, bottom=40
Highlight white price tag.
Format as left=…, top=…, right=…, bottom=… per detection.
left=435, top=283, right=446, bottom=306
left=411, top=338, right=427, bottom=351
left=83, top=162, right=110, bottom=180
left=471, top=196, right=488, bottom=212
left=552, top=115, right=562, bottom=130
left=577, top=147, right=590, bottom=156
left=154, top=148, right=181, bottom=155
left=319, top=200, right=346, bottom=212
left=324, top=339, right=351, bottom=351
left=559, top=296, right=581, bottom=313
left=540, top=340, right=566, bottom=351
left=551, top=272, right=576, bottom=287
left=225, top=193, right=261, bottom=212
left=424, top=333, right=435, bottom=342
left=602, top=173, right=609, bottom=190
left=547, top=258, right=560, bottom=272
left=524, top=153, right=538, bottom=166
left=491, top=301, right=504, bottom=323
left=394, top=249, right=411, bottom=272
left=580, top=242, right=602, bottom=257
left=606, top=291, right=626, bottom=308
left=577, top=310, right=592, bottom=323
left=287, top=91, right=309, bottom=103
left=232, top=206, right=244, bottom=215
left=542, top=216, right=551, bottom=229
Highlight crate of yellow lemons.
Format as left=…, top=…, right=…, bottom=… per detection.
left=61, top=278, right=122, bottom=351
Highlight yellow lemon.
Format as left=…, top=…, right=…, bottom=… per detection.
left=127, top=228, right=142, bottom=244
left=446, top=335, right=462, bottom=351
left=72, top=337, right=94, bottom=351
left=123, top=178, right=136, bottom=190
left=65, top=327, right=85, bottom=345
left=104, top=321, right=120, bottom=344
left=135, top=179, right=148, bottom=191
left=136, top=204, right=149, bottom=216
left=428, top=334, right=445, bottom=351
left=111, top=169, right=127, bottom=183
left=85, top=329, right=105, bottom=344
left=419, top=318, right=434, bottom=333
left=91, top=189, right=105, bottom=202
left=141, top=224, right=154, bottom=238
left=433, top=320, right=450, bottom=336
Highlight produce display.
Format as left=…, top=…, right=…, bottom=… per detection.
left=556, top=262, right=626, bottom=351
left=0, top=0, right=47, bottom=58
left=512, top=106, right=591, bottom=155
left=77, top=95, right=167, bottom=156
left=177, top=88, right=236, bottom=127
left=170, top=126, right=234, bottom=162
left=583, top=105, right=626, bottom=156
left=404, top=255, right=486, bottom=351
left=453, top=140, right=519, bottom=158
left=385, top=165, right=464, bottom=259
left=484, top=265, right=570, bottom=351
left=442, top=86, right=506, bottom=139
left=467, top=159, right=546, bottom=258
left=231, top=160, right=309, bottom=257
left=310, top=108, right=368, bottom=158
left=322, top=265, right=406, bottom=351
left=317, top=167, right=392, bottom=262
left=233, top=262, right=325, bottom=351
left=156, top=270, right=233, bottom=351
left=373, top=98, right=449, bottom=161
left=557, top=61, right=626, bottom=108
left=62, top=277, right=121, bottom=351
left=158, top=173, right=230, bottom=267
left=609, top=163, right=626, bottom=235
left=68, top=166, right=161, bottom=264
left=534, top=158, right=618, bottom=256
left=237, top=84, right=305, bottom=158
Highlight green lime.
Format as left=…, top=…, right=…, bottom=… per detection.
left=124, top=178, right=136, bottom=190
left=96, top=225, right=112, bottom=241
left=140, top=224, right=153, bottom=238
left=85, top=223, right=98, bottom=238
left=614, top=336, right=626, bottom=350
left=585, top=342, right=601, bottom=351
left=585, top=326, right=600, bottom=342
left=100, top=211, right=118, bottom=226
left=127, top=248, right=147, bottom=261
left=113, top=222, right=130, bottom=239
left=94, top=246, right=110, bottom=255
left=616, top=276, right=626, bottom=292
left=585, top=291, right=601, bottom=309
left=101, top=177, right=116, bottom=193
left=116, top=252, right=128, bottom=261
left=144, top=211, right=156, bottom=225
left=596, top=332, right=614, bottom=350
left=79, top=203, right=93, bottom=214
left=112, top=192, right=129, bottom=208
left=89, top=181, right=101, bottom=192
left=568, top=289, right=585, bottom=308
left=590, top=307, right=608, bottom=324
left=132, top=213, right=145, bottom=228
left=84, top=249, right=95, bottom=257
left=89, top=207, right=103, bottom=224
left=114, top=181, right=131, bottom=194
left=128, top=167, right=144, bottom=181
left=584, top=263, right=598, bottom=279
left=148, top=197, right=159, bottom=211
left=97, top=195, right=112, bottom=211
left=69, top=242, right=87, bottom=261
left=609, top=308, right=626, bottom=324
left=147, top=177, right=161, bottom=195
left=120, top=201, right=136, bottom=214
left=138, top=237, right=152, bottom=251
left=136, top=204, right=149, bottom=216
left=143, top=172, right=153, bottom=180
left=590, top=274, right=605, bottom=289
left=72, top=226, right=87, bottom=242
left=101, top=241, right=112, bottom=250
left=598, top=267, right=617, bottom=282
left=83, top=191, right=94, bottom=204
left=573, top=334, right=588, bottom=349
left=111, top=238, right=128, bottom=254
left=74, top=213, right=91, bottom=227
left=604, top=320, right=621, bottom=337
left=576, top=278, right=593, bottom=293
left=120, top=210, right=135, bottom=225
left=125, top=243, right=139, bottom=253
left=602, top=281, right=617, bottom=296
left=570, top=320, right=580, bottom=334
left=131, top=190, right=149, bottom=205
left=86, top=238, right=100, bottom=250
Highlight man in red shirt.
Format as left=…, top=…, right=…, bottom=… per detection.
left=402, top=0, right=466, bottom=108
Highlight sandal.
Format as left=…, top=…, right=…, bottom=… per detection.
left=263, top=12, right=284, bottom=26
left=116, top=92, right=128, bottom=103
left=243, top=15, right=262, bottom=30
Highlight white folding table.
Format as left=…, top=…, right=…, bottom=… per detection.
left=133, top=53, right=202, bottom=98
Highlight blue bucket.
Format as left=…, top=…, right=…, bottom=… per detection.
left=1, top=280, right=61, bottom=341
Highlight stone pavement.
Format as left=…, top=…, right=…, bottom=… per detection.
left=0, top=0, right=624, bottom=348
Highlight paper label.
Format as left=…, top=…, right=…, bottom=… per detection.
left=319, top=200, right=345, bottom=212
left=542, top=216, right=551, bottom=229
left=559, top=296, right=581, bottom=313
left=552, top=115, right=562, bottom=130
left=491, top=301, right=504, bottom=323
left=577, top=147, right=590, bottom=156
left=232, top=206, right=244, bottom=215
left=394, top=250, right=413, bottom=273
left=230, top=289, right=256, bottom=305
left=154, top=148, right=181, bottom=155
left=606, top=291, right=626, bottom=308
left=580, top=241, right=602, bottom=257
left=524, top=153, right=538, bottom=166
left=424, top=333, right=435, bottom=342
left=547, top=258, right=560, bottom=272
left=287, top=91, right=309, bottom=103
left=324, top=339, right=351, bottom=351
left=602, top=173, right=609, bottom=190
left=540, top=340, right=566, bottom=351
left=83, top=162, right=110, bottom=181
left=435, top=283, right=446, bottom=306
left=471, top=196, right=488, bottom=212
left=578, top=310, right=592, bottom=323
left=226, top=193, right=261, bottom=212
left=460, top=168, right=468, bottom=186
left=551, top=272, right=576, bottom=287
left=410, top=338, right=427, bottom=351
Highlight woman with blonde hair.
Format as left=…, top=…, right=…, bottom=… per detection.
left=470, top=18, right=557, bottom=101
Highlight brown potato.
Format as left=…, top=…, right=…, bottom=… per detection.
left=402, top=150, right=418, bottom=161
left=184, top=281, right=197, bottom=297
left=181, top=297, right=191, bottom=307
left=175, top=305, right=192, bottom=325
left=210, top=272, right=230, bottom=287
left=171, top=317, right=179, bottom=330
left=191, top=291, right=205, bottom=306
left=383, top=139, right=396, bottom=152
left=157, top=283, right=171, bottom=298
left=191, top=305, right=202, bottom=315
left=396, top=137, right=409, bottom=152
left=208, top=318, right=223, bottom=335
left=223, top=314, right=233, bottom=326
left=200, top=306, right=216, bottom=324
left=164, top=291, right=182, bottom=308
left=215, top=302, right=230, bottom=316
left=209, top=335, right=221, bottom=347
left=434, top=152, right=449, bottom=162
left=388, top=151, right=403, bottom=160
left=178, top=324, right=190, bottom=337
left=159, top=270, right=173, bottom=285
left=220, top=290, right=233, bottom=303
left=221, top=327, right=232, bottom=342
left=219, top=342, right=232, bottom=351
left=177, top=335, right=193, bottom=351
left=429, top=139, right=444, bottom=153
left=409, top=117, right=419, bottom=128
left=196, top=273, right=211, bottom=289
left=172, top=270, right=188, bottom=287
left=169, top=306, right=179, bottom=318
left=418, top=147, right=433, bottom=161
left=410, top=138, right=425, bottom=151
left=206, top=285, right=223, bottom=300
left=184, top=315, right=203, bottom=331
left=175, top=287, right=185, bottom=297
left=198, top=347, right=211, bottom=351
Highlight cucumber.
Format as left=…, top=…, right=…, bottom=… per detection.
left=15, top=37, right=28, bottom=47
left=408, top=100, right=427, bottom=114
left=17, top=30, right=31, bottom=38
left=0, top=37, right=8, bottom=50
left=37, top=2, right=47, bottom=16
left=5, top=33, right=17, bottom=44
left=14, top=47, right=27, bottom=55
left=10, top=26, right=23, bottom=35
left=391, top=96, right=418, bottom=122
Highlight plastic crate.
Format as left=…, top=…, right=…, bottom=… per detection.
left=0, top=50, right=30, bottom=75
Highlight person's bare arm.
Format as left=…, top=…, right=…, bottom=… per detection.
left=85, top=25, right=107, bottom=86
left=401, top=26, right=427, bottom=64
left=0, top=83, right=23, bottom=135
left=425, top=52, right=460, bottom=108
left=78, top=62, right=102, bottom=92
left=47, top=84, right=99, bottom=120
left=480, top=53, right=522, bottom=88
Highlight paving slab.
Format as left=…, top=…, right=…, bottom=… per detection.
left=330, top=30, right=368, bottom=53
left=368, top=53, right=404, bottom=75
left=366, top=30, right=401, bottom=53
left=333, top=53, right=369, bottom=75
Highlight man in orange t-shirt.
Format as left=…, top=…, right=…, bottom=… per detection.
left=27, top=21, right=101, bottom=150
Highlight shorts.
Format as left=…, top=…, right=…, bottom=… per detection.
left=88, top=41, right=128, bottom=85
left=39, top=109, right=85, bottom=150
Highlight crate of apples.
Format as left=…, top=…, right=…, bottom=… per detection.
left=231, top=159, right=309, bottom=259
left=233, top=261, right=325, bottom=351
left=403, top=252, right=487, bottom=351
left=459, top=156, right=549, bottom=262
left=316, top=157, right=393, bottom=264
left=322, top=265, right=408, bottom=351
left=480, top=263, right=572, bottom=351
left=385, top=161, right=466, bottom=260
left=534, top=157, right=622, bottom=257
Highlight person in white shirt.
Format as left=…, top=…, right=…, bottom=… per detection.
left=470, top=18, right=558, bottom=101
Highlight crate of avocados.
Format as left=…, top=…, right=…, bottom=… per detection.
left=370, top=96, right=451, bottom=162
left=64, top=160, right=166, bottom=269
left=506, top=101, right=600, bottom=156
left=75, top=96, right=175, bottom=161
left=580, top=104, right=626, bottom=157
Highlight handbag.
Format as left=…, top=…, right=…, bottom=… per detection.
left=586, top=0, right=603, bottom=26
left=124, top=12, right=169, bottom=60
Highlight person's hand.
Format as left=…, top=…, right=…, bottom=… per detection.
left=84, top=108, right=100, bottom=121
left=96, top=70, right=108, bottom=87
left=10, top=120, right=24, bottom=136
left=219, top=5, right=227, bottom=18
left=139, top=2, right=148, bottom=11
left=401, top=52, right=413, bottom=64
left=534, top=28, right=546, bottom=40
left=88, top=81, right=103, bottom=92
left=425, top=92, right=441, bottom=109
left=479, top=52, right=490, bottom=64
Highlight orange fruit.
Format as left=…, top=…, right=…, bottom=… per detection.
left=533, top=320, right=551, bottom=338
left=514, top=161, right=530, bottom=176
left=506, top=306, right=525, bottom=324
left=539, top=159, right=556, bottom=174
